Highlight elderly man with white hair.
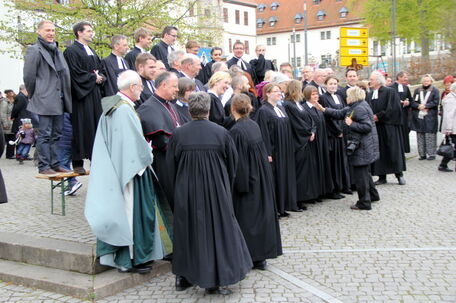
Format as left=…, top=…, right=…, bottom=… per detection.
left=309, top=69, right=328, bottom=95
left=178, top=53, right=204, bottom=91
left=85, top=70, right=173, bottom=274
left=366, top=71, right=406, bottom=185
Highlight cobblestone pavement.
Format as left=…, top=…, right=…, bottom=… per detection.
left=0, top=133, right=455, bottom=302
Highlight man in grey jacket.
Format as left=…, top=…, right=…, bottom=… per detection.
left=24, top=20, right=72, bottom=175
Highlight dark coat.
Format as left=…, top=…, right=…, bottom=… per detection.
left=11, top=92, right=32, bottom=134
left=101, top=53, right=130, bottom=97
left=23, top=39, right=72, bottom=115
left=124, top=46, right=142, bottom=71
left=411, top=86, right=440, bottom=133
left=249, top=54, right=276, bottom=84
left=227, top=57, right=257, bottom=84
left=390, top=82, right=412, bottom=153
left=324, top=100, right=379, bottom=167
left=151, top=40, right=172, bottom=70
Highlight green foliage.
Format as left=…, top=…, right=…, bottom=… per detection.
left=0, top=0, right=223, bottom=58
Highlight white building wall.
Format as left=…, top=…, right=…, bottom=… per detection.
left=222, top=2, right=256, bottom=61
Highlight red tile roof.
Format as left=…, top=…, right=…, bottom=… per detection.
left=254, top=0, right=366, bottom=35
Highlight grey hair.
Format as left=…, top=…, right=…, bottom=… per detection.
left=181, top=53, right=199, bottom=66
left=211, top=62, right=227, bottom=73
left=155, top=71, right=176, bottom=89
left=371, top=71, right=386, bottom=86
left=346, top=86, right=366, bottom=104
left=37, top=20, right=54, bottom=30
left=19, top=84, right=26, bottom=91
left=117, top=70, right=141, bottom=91
left=450, top=82, right=456, bottom=91
left=189, top=92, right=211, bottom=119
left=167, top=50, right=185, bottom=67
left=111, top=34, right=127, bottom=48
left=272, top=72, right=290, bottom=83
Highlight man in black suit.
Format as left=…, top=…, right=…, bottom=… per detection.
left=151, top=26, right=178, bottom=71
left=390, top=71, right=412, bottom=153
left=135, top=53, right=157, bottom=107
left=308, top=69, right=328, bottom=95
left=101, top=35, right=130, bottom=96
left=178, top=54, right=204, bottom=91
left=249, top=44, right=276, bottom=84
left=226, top=41, right=257, bottom=84
left=340, top=69, right=359, bottom=101
left=125, top=28, right=152, bottom=71
left=167, top=50, right=185, bottom=76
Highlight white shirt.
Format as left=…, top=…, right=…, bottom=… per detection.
left=221, top=87, right=233, bottom=106
left=115, top=55, right=128, bottom=69
left=372, top=89, right=379, bottom=100
left=331, top=94, right=341, bottom=105
left=136, top=45, right=146, bottom=53
left=306, top=101, right=314, bottom=108
left=76, top=40, right=94, bottom=56
left=318, top=86, right=326, bottom=95
left=398, top=83, right=404, bottom=93
left=273, top=105, right=286, bottom=118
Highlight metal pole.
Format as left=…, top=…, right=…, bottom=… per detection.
left=288, top=38, right=291, bottom=65
left=303, top=0, right=308, bottom=65
left=391, top=0, right=397, bottom=77
left=293, top=27, right=297, bottom=77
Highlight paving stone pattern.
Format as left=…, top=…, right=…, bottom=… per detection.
left=0, top=133, right=455, bottom=302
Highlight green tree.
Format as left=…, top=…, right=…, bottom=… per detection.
left=351, top=0, right=448, bottom=58
left=0, top=0, right=223, bottom=58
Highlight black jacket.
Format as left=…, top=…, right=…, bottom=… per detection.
left=151, top=40, right=172, bottom=70
left=410, top=86, right=440, bottom=133
left=124, top=46, right=143, bottom=71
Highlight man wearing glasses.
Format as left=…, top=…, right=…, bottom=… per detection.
left=151, top=26, right=178, bottom=71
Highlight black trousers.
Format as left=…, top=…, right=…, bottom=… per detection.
left=439, top=135, right=456, bottom=168
left=353, top=165, right=379, bottom=209
left=4, top=134, right=15, bottom=158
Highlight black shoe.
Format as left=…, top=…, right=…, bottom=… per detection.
left=374, top=178, right=387, bottom=185
left=438, top=166, right=453, bottom=172
left=118, top=264, right=152, bottom=274
left=315, top=198, right=323, bottom=202
left=350, top=204, right=371, bottom=210
left=327, top=193, right=344, bottom=200
left=205, top=287, right=232, bottom=295
left=279, top=212, right=290, bottom=217
left=162, top=253, right=173, bottom=262
left=175, top=275, right=193, bottom=291
left=341, top=189, right=353, bottom=195
left=397, top=176, right=406, bottom=185
left=371, top=197, right=380, bottom=202
left=290, top=208, right=303, bottom=212
left=427, top=156, right=436, bottom=160
left=419, top=156, right=427, bottom=160
left=253, top=260, right=267, bottom=270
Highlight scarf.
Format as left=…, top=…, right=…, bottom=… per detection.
left=37, top=36, right=65, bottom=73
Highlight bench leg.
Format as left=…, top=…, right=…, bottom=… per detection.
left=50, top=179, right=66, bottom=216
left=61, top=178, right=65, bottom=216
left=51, top=180, right=54, bottom=214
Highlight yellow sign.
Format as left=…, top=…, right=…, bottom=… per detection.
left=340, top=27, right=368, bottom=38
left=340, top=56, right=369, bottom=66
left=340, top=38, right=368, bottom=48
left=340, top=48, right=368, bottom=57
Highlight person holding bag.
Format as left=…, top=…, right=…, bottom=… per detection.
left=438, top=82, right=456, bottom=172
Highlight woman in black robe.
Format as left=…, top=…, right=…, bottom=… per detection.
left=255, top=83, right=299, bottom=217
left=302, top=86, right=334, bottom=198
left=198, top=47, right=223, bottom=85
left=229, top=93, right=282, bottom=270
left=283, top=80, right=319, bottom=207
left=174, top=78, right=195, bottom=124
left=207, top=71, right=234, bottom=129
left=167, top=92, right=252, bottom=295
left=319, top=77, right=351, bottom=198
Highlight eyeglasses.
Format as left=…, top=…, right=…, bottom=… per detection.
left=167, top=34, right=178, bottom=38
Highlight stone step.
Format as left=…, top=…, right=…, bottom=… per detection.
left=0, top=258, right=171, bottom=300
left=0, top=232, right=107, bottom=274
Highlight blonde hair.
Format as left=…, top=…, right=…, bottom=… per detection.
left=284, top=80, right=303, bottom=102
left=421, top=74, right=434, bottom=83
left=208, top=71, right=231, bottom=89
left=264, top=70, right=275, bottom=82
left=346, top=86, right=366, bottom=104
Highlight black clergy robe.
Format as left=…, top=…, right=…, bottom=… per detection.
left=101, top=53, right=130, bottom=97
left=137, top=76, right=154, bottom=108
left=250, top=54, right=276, bottom=84
left=255, top=102, right=298, bottom=214
left=227, top=56, right=257, bottom=84
left=283, top=101, right=320, bottom=202
left=224, top=92, right=261, bottom=120
left=167, top=119, right=252, bottom=288
left=136, top=93, right=182, bottom=207
left=302, top=102, right=334, bottom=196
left=174, top=100, right=191, bottom=124
left=366, top=86, right=406, bottom=176
left=208, top=92, right=235, bottom=129
left=63, top=41, right=104, bottom=161
left=124, top=46, right=143, bottom=71
left=308, top=80, right=327, bottom=95
left=319, top=92, right=351, bottom=193
left=390, top=82, right=412, bottom=153
left=229, top=117, right=282, bottom=262
left=200, top=61, right=215, bottom=85
left=151, top=40, right=172, bottom=70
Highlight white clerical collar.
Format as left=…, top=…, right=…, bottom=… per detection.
left=306, top=101, right=314, bottom=108
left=397, top=83, right=404, bottom=92
left=117, top=92, right=136, bottom=107
left=136, top=45, right=146, bottom=53
left=273, top=104, right=285, bottom=118
left=372, top=89, right=379, bottom=100
left=296, top=102, right=304, bottom=111
left=76, top=40, right=94, bottom=56
left=318, top=86, right=326, bottom=95
left=331, top=94, right=341, bottom=105
left=114, top=54, right=127, bottom=69
left=208, top=89, right=219, bottom=97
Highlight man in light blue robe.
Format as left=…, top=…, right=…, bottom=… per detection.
left=85, top=70, right=173, bottom=274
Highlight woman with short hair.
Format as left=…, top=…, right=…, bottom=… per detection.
left=439, top=82, right=456, bottom=172
left=175, top=77, right=195, bottom=123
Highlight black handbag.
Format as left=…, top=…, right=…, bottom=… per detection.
left=436, top=137, right=454, bottom=159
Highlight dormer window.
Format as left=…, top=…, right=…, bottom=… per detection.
left=313, top=0, right=321, bottom=4
left=317, top=10, right=326, bottom=21
left=271, top=2, right=279, bottom=10
left=294, top=13, right=303, bottom=24
left=269, top=16, right=278, bottom=27
left=257, top=18, right=265, bottom=28
left=339, top=7, right=348, bottom=18
left=257, top=4, right=266, bottom=12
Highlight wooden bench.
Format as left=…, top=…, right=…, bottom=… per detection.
left=36, top=171, right=89, bottom=216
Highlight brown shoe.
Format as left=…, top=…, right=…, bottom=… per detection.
left=39, top=169, right=59, bottom=177
left=73, top=167, right=87, bottom=175
left=52, top=166, right=72, bottom=173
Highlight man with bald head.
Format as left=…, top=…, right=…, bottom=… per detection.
left=179, top=54, right=204, bottom=91
left=367, top=71, right=406, bottom=185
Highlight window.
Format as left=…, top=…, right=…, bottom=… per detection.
left=235, top=10, right=240, bottom=24
left=294, top=13, right=303, bottom=24
left=339, top=7, right=348, bottom=18
left=245, top=40, right=250, bottom=54
left=291, top=58, right=296, bottom=66
left=271, top=2, right=279, bottom=10
left=317, top=10, right=326, bottom=21
left=297, top=57, right=302, bottom=67
left=257, top=18, right=265, bottom=28
left=320, top=31, right=330, bottom=40
left=321, top=54, right=332, bottom=66
left=229, top=38, right=232, bottom=52
left=204, top=9, right=211, bottom=17
left=313, top=0, right=320, bottom=4
left=244, top=12, right=248, bottom=26
left=290, top=34, right=301, bottom=43
left=267, top=37, right=277, bottom=45
left=267, top=37, right=271, bottom=46
left=223, top=8, right=228, bottom=22
left=326, top=31, right=331, bottom=39
left=381, top=43, right=386, bottom=56
left=258, top=4, right=266, bottom=12
left=373, top=41, right=379, bottom=56
left=320, top=31, right=325, bottom=40
left=269, top=16, right=278, bottom=27
left=272, top=37, right=276, bottom=45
